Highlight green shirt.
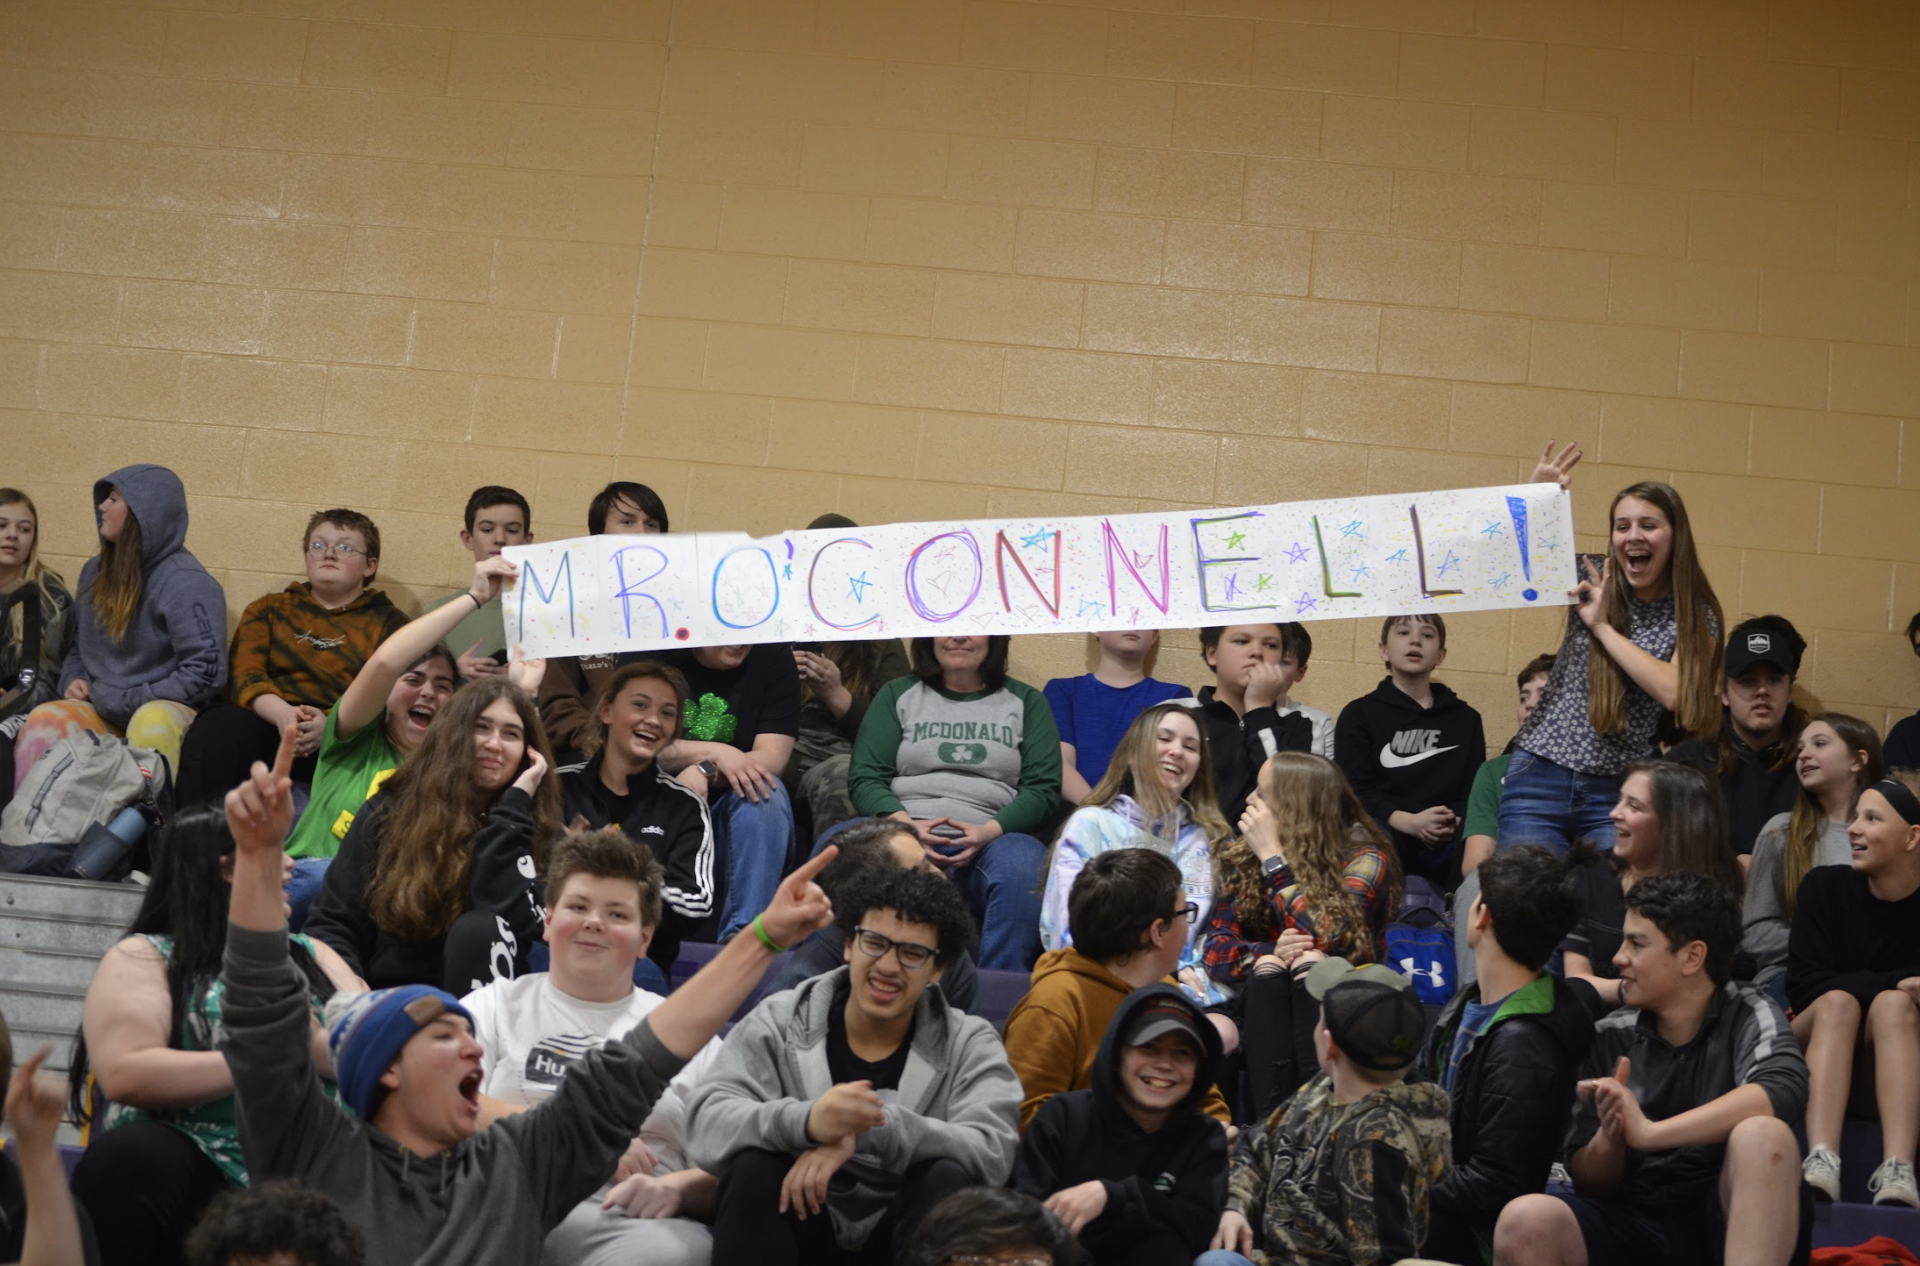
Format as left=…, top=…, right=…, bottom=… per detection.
left=1462, top=753, right=1510, bottom=843
left=103, top=932, right=341, bottom=1185
left=285, top=700, right=402, bottom=860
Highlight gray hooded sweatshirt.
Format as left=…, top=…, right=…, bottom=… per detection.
left=684, top=965, right=1021, bottom=1249
left=219, top=924, right=687, bottom=1266
left=59, top=464, right=227, bottom=726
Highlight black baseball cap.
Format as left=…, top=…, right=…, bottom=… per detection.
left=1304, top=958, right=1425, bottom=1072
left=1724, top=616, right=1804, bottom=678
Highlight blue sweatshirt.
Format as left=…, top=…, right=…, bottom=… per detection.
left=58, top=464, right=228, bottom=726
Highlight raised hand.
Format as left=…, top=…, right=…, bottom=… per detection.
left=458, top=639, right=506, bottom=681
left=757, top=843, right=836, bottom=949
left=226, top=722, right=299, bottom=857
left=1531, top=439, right=1583, bottom=489
left=1572, top=555, right=1611, bottom=630
left=469, top=555, right=519, bottom=606
left=507, top=645, right=546, bottom=695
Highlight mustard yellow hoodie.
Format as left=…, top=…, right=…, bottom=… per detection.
left=1004, top=947, right=1232, bottom=1133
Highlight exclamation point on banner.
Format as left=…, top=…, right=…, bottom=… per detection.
left=1505, top=496, right=1537, bottom=601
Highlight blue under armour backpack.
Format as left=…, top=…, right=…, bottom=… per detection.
left=1386, top=877, right=1455, bottom=1006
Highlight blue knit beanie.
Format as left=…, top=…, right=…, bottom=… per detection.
left=324, top=985, right=475, bottom=1121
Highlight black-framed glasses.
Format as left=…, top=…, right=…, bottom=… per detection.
left=852, top=926, right=937, bottom=970
left=307, top=541, right=362, bottom=557
left=1172, top=902, right=1198, bottom=924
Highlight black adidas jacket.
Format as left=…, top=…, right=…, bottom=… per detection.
left=558, top=754, right=713, bottom=972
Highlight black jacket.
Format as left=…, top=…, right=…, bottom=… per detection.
left=1195, top=687, right=1312, bottom=823
left=1570, top=982, right=1806, bottom=1211
left=1013, top=985, right=1228, bottom=1266
left=1335, top=678, right=1485, bottom=851
left=558, top=755, right=713, bottom=971
left=1666, top=730, right=1797, bottom=857
left=1418, top=973, right=1598, bottom=1252
left=303, top=787, right=545, bottom=992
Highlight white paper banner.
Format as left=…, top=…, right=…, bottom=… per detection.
left=500, top=483, right=1576, bottom=657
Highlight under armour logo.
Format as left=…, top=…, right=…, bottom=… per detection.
left=1400, top=957, right=1447, bottom=989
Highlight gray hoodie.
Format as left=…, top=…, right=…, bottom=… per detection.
left=684, top=966, right=1021, bottom=1249
left=219, top=924, right=687, bottom=1266
left=59, top=465, right=227, bottom=726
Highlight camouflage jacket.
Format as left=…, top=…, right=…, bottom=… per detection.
left=1225, top=1072, right=1452, bottom=1265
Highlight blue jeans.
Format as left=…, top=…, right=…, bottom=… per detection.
left=940, top=831, right=1045, bottom=971
left=1194, top=1252, right=1256, bottom=1266
left=716, top=780, right=797, bottom=941
left=285, top=857, right=331, bottom=932
left=1495, top=749, right=1619, bottom=857
left=810, top=816, right=1044, bottom=969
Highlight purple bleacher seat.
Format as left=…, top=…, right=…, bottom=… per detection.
left=670, top=941, right=722, bottom=991
left=1811, top=1201, right=1920, bottom=1249
left=975, top=969, right=1030, bottom=1024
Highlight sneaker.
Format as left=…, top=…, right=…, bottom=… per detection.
left=1802, top=1145, right=1840, bottom=1202
left=1870, top=1157, right=1920, bottom=1208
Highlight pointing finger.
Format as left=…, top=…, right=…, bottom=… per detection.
left=786, top=844, right=838, bottom=889
left=271, top=718, right=299, bottom=781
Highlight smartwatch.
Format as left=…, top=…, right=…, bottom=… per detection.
left=1261, top=854, right=1286, bottom=876
left=694, top=759, right=720, bottom=782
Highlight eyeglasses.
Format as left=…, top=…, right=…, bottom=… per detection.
left=307, top=541, right=363, bottom=557
left=1172, top=902, right=1198, bottom=924
left=852, top=926, right=937, bottom=970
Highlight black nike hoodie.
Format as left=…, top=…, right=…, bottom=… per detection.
left=1012, top=985, right=1228, bottom=1266
left=1335, top=677, right=1485, bottom=867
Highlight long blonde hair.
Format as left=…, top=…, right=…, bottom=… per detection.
left=1589, top=483, right=1724, bottom=738
left=91, top=496, right=145, bottom=645
left=1780, top=713, right=1882, bottom=920
left=1083, top=702, right=1233, bottom=855
left=368, top=679, right=561, bottom=942
left=1214, top=752, right=1401, bottom=960
left=0, top=490, right=65, bottom=652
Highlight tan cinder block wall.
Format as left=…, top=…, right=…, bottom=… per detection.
left=5, top=0, right=1920, bottom=752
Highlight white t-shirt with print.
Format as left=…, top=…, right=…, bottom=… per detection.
left=462, top=973, right=721, bottom=1173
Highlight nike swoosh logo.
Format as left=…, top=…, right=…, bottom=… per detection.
left=1379, top=743, right=1459, bottom=768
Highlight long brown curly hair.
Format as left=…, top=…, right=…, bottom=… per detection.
left=1589, top=483, right=1725, bottom=738
left=368, top=678, right=561, bottom=942
left=1213, top=752, right=1401, bottom=960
